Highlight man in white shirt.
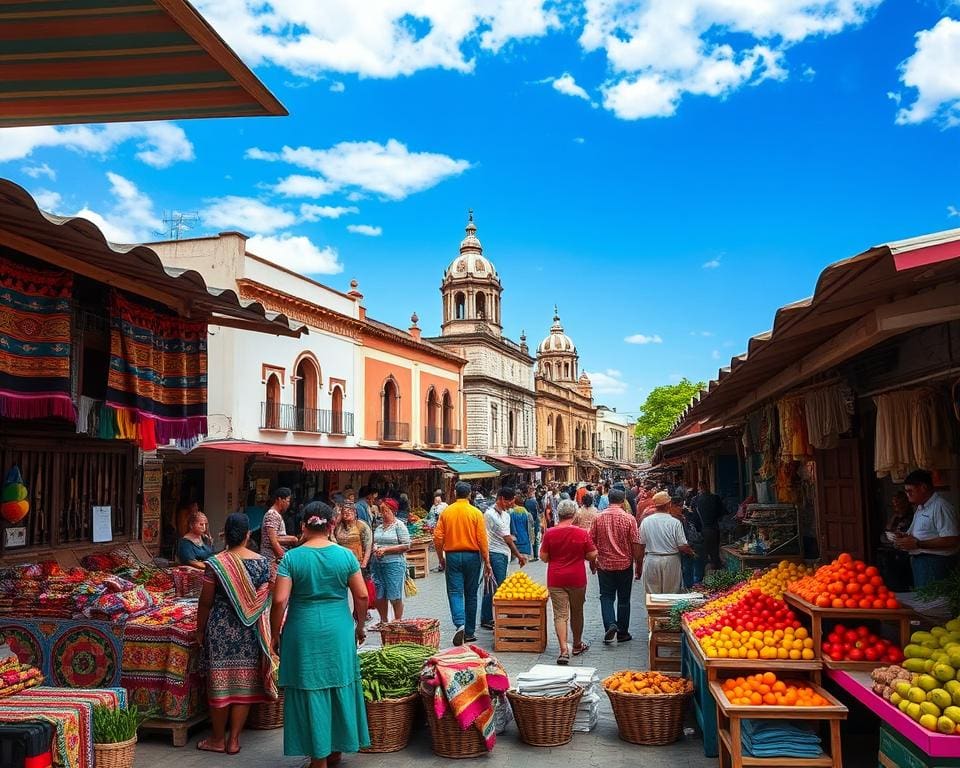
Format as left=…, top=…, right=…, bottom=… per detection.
left=896, top=469, right=959, bottom=588
left=480, top=487, right=528, bottom=629
left=639, top=491, right=694, bottom=596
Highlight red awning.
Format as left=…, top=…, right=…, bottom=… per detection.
left=194, top=441, right=440, bottom=472
left=483, top=454, right=541, bottom=471
left=527, top=455, right=570, bottom=468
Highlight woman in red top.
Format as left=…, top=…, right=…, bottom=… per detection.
left=539, top=498, right=598, bottom=665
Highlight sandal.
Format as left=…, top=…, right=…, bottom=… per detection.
left=557, top=652, right=570, bottom=665
left=197, top=738, right=225, bottom=753
left=573, top=642, right=590, bottom=656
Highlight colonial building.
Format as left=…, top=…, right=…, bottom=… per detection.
left=426, top=213, right=537, bottom=460
left=596, top=405, right=637, bottom=474
left=534, top=308, right=598, bottom=481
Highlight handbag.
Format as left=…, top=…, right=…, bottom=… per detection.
left=404, top=574, right=418, bottom=597
left=365, top=576, right=377, bottom=602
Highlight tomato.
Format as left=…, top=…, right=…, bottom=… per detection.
left=849, top=647, right=865, bottom=661
left=830, top=643, right=845, bottom=659
left=865, top=566, right=879, bottom=578
left=856, top=626, right=870, bottom=637
left=834, top=624, right=847, bottom=635
left=886, top=598, right=899, bottom=609
left=847, top=582, right=862, bottom=595
left=886, top=647, right=904, bottom=663
left=815, top=595, right=831, bottom=608
left=854, top=561, right=866, bottom=573
left=864, top=647, right=880, bottom=662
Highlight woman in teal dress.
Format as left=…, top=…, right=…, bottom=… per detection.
left=270, top=501, right=370, bottom=767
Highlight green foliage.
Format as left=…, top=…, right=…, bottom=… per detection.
left=915, top=569, right=960, bottom=617
left=92, top=705, right=152, bottom=744
left=634, top=378, right=706, bottom=453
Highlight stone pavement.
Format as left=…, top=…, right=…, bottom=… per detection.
left=136, top=556, right=715, bottom=768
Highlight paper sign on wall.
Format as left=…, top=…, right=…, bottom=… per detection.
left=92, top=506, right=113, bottom=543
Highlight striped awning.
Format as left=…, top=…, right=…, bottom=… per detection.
left=0, top=0, right=286, bottom=127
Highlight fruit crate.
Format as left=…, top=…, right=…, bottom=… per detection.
left=650, top=630, right=682, bottom=672
left=406, top=544, right=429, bottom=579
left=784, top=592, right=914, bottom=653
left=493, top=598, right=547, bottom=653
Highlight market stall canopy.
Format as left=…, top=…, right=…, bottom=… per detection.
left=0, top=0, right=286, bottom=127
left=528, top=456, right=571, bottom=468
left=194, top=441, right=442, bottom=472
left=483, top=454, right=542, bottom=471
left=420, top=451, right=500, bottom=480
left=0, top=179, right=306, bottom=337
left=675, top=229, right=960, bottom=429
left=652, top=426, right=741, bottom=466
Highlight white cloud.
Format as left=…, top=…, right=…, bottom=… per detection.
left=193, top=0, right=559, bottom=79
left=22, top=162, right=56, bottom=180
left=948, top=205, right=960, bottom=218
left=573, top=136, right=586, bottom=144
left=32, top=189, right=62, bottom=211
left=273, top=174, right=340, bottom=198
left=712, top=349, right=721, bottom=360
left=72, top=172, right=163, bottom=243
left=584, top=369, right=629, bottom=395
left=624, top=333, right=663, bottom=345
left=246, top=233, right=343, bottom=275
left=330, top=81, right=346, bottom=92
left=552, top=72, right=590, bottom=100
left=703, top=257, right=721, bottom=269
left=203, top=196, right=297, bottom=234
left=0, top=123, right=193, bottom=168
left=248, top=139, right=471, bottom=200
left=583, top=1, right=880, bottom=120
left=896, top=18, right=960, bottom=127
left=690, top=330, right=715, bottom=337
left=299, top=204, right=359, bottom=220
left=347, top=224, right=383, bottom=236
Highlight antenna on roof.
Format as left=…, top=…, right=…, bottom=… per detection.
left=160, top=210, right=200, bottom=240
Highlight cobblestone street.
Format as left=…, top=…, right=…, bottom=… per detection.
left=136, top=555, right=715, bottom=768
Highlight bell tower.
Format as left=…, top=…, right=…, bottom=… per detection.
left=440, top=210, right=503, bottom=337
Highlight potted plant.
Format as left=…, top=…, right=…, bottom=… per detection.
left=92, top=705, right=150, bottom=768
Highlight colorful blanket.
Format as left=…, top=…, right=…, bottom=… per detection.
left=422, top=645, right=509, bottom=751
left=0, top=253, right=75, bottom=422
left=0, top=663, right=43, bottom=697
left=106, top=290, right=207, bottom=449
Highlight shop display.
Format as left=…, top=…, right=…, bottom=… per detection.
left=494, top=571, right=548, bottom=600
left=787, top=552, right=901, bottom=610
left=822, top=625, right=903, bottom=664
left=527, top=664, right=600, bottom=732
left=359, top=643, right=433, bottom=702
left=731, top=504, right=800, bottom=556
left=870, top=664, right=914, bottom=702
left=602, top=671, right=692, bottom=696
left=719, top=672, right=830, bottom=707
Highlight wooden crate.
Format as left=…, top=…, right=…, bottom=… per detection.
left=649, top=630, right=681, bottom=672
left=407, top=545, right=429, bottom=579
left=493, top=598, right=547, bottom=653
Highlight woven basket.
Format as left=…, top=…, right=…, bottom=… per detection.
left=248, top=689, right=285, bottom=730
left=380, top=619, right=441, bottom=650
left=360, top=692, right=419, bottom=753
left=421, top=684, right=487, bottom=758
left=605, top=682, right=692, bottom=746
left=94, top=736, right=137, bottom=768
left=506, top=686, right=584, bottom=747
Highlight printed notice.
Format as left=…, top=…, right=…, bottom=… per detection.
left=92, top=505, right=113, bottom=543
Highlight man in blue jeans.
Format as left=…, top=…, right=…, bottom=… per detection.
left=480, top=487, right=529, bottom=630
left=590, top=488, right=642, bottom=644
left=433, top=482, right=493, bottom=645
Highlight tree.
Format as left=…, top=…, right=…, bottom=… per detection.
left=634, top=378, right=705, bottom=455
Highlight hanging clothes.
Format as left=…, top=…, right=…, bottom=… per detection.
left=874, top=386, right=953, bottom=482
left=803, top=383, right=854, bottom=450
left=758, top=404, right=779, bottom=480
left=778, top=396, right=812, bottom=462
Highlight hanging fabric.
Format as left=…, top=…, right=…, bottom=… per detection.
left=0, top=254, right=75, bottom=421
left=106, top=290, right=207, bottom=448
left=874, top=386, right=953, bottom=481
left=777, top=395, right=812, bottom=462
left=803, top=382, right=854, bottom=450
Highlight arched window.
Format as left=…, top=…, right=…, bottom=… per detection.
left=544, top=362, right=552, bottom=379
left=455, top=292, right=466, bottom=320
left=508, top=410, right=515, bottom=447
left=476, top=292, right=486, bottom=320
left=331, top=385, right=344, bottom=434
left=555, top=416, right=565, bottom=450
left=426, top=387, right=439, bottom=443
left=295, top=356, right=320, bottom=431
left=563, top=362, right=570, bottom=379
left=381, top=377, right=400, bottom=441
left=265, top=373, right=281, bottom=429
left=442, top=390, right=454, bottom=444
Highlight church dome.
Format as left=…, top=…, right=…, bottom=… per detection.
left=538, top=307, right=576, bottom=354
left=445, top=211, right=498, bottom=280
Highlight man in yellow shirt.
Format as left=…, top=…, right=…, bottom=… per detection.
left=433, top=482, right=493, bottom=646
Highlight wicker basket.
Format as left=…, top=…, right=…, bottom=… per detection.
left=605, top=682, right=692, bottom=746
left=94, top=736, right=137, bottom=768
left=421, top=684, right=487, bottom=758
left=506, top=686, right=584, bottom=747
left=248, top=689, right=285, bottom=730
left=360, top=692, right=419, bottom=753
left=380, top=619, right=441, bottom=650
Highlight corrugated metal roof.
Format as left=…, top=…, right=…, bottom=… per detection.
left=674, top=230, right=960, bottom=429
left=652, top=426, right=740, bottom=465
left=0, top=0, right=286, bottom=127
left=0, top=177, right=307, bottom=337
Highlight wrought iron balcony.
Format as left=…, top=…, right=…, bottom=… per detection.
left=260, top=402, right=354, bottom=435
left=378, top=420, right=410, bottom=443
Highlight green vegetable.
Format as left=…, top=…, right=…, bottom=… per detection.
left=700, top=569, right=754, bottom=593
left=359, top=643, right=434, bottom=702
left=92, top=705, right=153, bottom=744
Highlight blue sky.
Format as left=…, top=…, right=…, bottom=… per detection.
left=3, top=0, right=960, bottom=416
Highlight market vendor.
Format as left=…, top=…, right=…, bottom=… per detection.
left=177, top=510, right=215, bottom=569
left=884, top=491, right=913, bottom=534
left=894, top=469, right=959, bottom=588
left=259, top=487, right=299, bottom=571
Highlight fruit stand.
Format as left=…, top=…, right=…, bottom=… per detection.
left=783, top=592, right=913, bottom=656
left=492, top=572, right=548, bottom=653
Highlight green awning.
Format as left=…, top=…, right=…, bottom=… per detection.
left=422, top=451, right=501, bottom=480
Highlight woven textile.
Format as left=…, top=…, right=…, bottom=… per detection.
left=0, top=254, right=74, bottom=421
left=107, top=290, right=207, bottom=448
left=0, top=618, right=123, bottom=689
